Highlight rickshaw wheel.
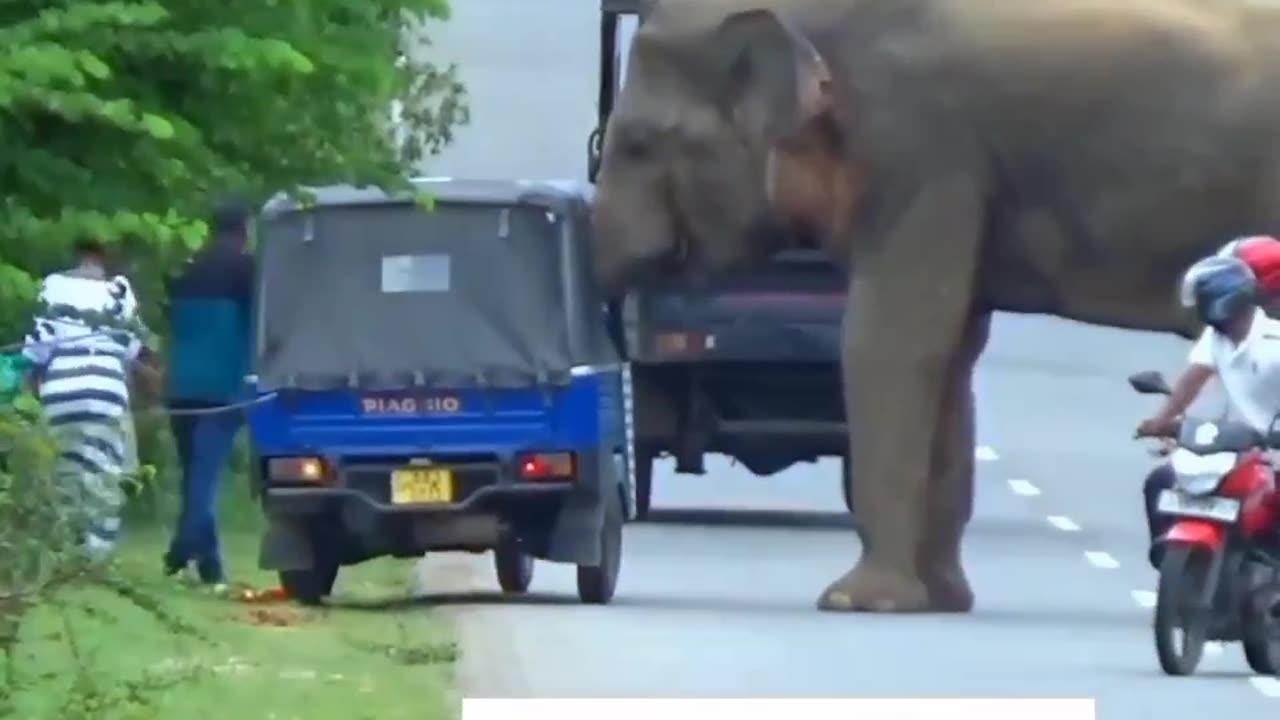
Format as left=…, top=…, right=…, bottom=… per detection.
left=278, top=563, right=339, bottom=607
left=494, top=535, right=534, bottom=594
left=577, top=488, right=624, bottom=604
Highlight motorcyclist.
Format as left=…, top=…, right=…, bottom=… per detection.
left=1220, top=235, right=1280, bottom=295
left=1136, top=252, right=1280, bottom=567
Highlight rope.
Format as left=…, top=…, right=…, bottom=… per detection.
left=132, top=392, right=280, bottom=417
left=0, top=332, right=280, bottom=418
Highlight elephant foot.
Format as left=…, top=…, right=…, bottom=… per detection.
left=816, top=560, right=930, bottom=613
left=920, top=561, right=974, bottom=613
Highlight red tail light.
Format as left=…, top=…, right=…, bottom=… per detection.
left=519, top=452, right=575, bottom=480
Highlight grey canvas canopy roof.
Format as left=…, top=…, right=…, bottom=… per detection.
left=254, top=177, right=618, bottom=392
left=261, top=176, right=596, bottom=218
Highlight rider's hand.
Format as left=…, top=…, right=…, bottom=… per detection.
left=1136, top=416, right=1175, bottom=439
left=1149, top=437, right=1176, bottom=457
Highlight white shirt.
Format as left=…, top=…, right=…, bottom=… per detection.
left=1188, top=308, right=1280, bottom=433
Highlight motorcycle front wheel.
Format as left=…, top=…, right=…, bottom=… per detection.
left=1154, top=541, right=1213, bottom=676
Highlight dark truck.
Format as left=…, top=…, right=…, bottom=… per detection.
left=589, top=0, right=850, bottom=518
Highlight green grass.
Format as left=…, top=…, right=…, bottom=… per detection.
left=3, top=500, right=458, bottom=720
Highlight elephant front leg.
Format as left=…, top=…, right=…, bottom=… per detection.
left=916, top=311, right=990, bottom=612
left=817, top=322, right=934, bottom=612
left=817, top=174, right=986, bottom=614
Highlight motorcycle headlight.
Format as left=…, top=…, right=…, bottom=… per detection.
left=1170, top=448, right=1235, bottom=496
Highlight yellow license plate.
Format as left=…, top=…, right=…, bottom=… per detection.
left=390, top=468, right=454, bottom=504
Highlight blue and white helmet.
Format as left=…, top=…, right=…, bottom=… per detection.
left=1179, top=255, right=1258, bottom=327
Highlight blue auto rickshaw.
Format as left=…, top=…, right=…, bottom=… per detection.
left=246, top=178, right=631, bottom=605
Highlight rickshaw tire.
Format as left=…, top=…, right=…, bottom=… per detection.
left=494, top=535, right=534, bottom=594
left=277, top=525, right=341, bottom=606
left=577, top=487, right=624, bottom=605
left=279, top=562, right=339, bottom=607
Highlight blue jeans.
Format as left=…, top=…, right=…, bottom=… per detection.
left=166, top=402, right=243, bottom=582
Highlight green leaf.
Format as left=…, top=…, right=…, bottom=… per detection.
left=138, top=112, right=174, bottom=139
left=12, top=394, right=41, bottom=416
left=0, top=0, right=469, bottom=347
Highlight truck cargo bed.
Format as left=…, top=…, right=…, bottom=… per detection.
left=625, top=250, right=845, bottom=364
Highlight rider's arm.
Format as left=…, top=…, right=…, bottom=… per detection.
left=1154, top=364, right=1215, bottom=423
left=1150, top=329, right=1217, bottom=424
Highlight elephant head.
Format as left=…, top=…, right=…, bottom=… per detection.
left=590, top=3, right=849, bottom=294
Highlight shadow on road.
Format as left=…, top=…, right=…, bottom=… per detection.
left=335, top=591, right=579, bottom=612
left=640, top=507, right=855, bottom=529
left=332, top=590, right=1154, bottom=628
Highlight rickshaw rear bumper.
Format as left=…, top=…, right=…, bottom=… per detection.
left=264, top=481, right=577, bottom=539
left=263, top=482, right=577, bottom=527
left=260, top=480, right=608, bottom=571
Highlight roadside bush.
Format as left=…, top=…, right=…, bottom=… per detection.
left=0, top=395, right=211, bottom=718
left=0, top=393, right=69, bottom=637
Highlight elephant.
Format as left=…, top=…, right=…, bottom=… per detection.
left=589, top=0, right=1280, bottom=612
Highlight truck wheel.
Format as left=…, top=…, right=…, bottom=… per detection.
left=577, top=488, right=624, bottom=604
left=841, top=455, right=854, bottom=514
left=634, top=446, right=654, bottom=520
left=494, top=535, right=534, bottom=594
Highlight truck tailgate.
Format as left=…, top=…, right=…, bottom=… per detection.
left=625, top=250, right=845, bottom=363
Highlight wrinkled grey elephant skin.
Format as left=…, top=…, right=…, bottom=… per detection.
left=590, top=0, right=1280, bottom=612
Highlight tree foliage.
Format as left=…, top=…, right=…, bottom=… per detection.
left=0, top=2, right=469, bottom=711
left=0, top=0, right=470, bottom=338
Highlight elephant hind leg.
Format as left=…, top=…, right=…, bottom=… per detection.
left=818, top=174, right=987, bottom=613
left=916, top=311, right=990, bottom=613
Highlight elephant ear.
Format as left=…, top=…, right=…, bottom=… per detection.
left=703, top=9, right=833, bottom=143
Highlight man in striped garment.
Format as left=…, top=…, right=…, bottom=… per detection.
left=22, top=238, right=149, bottom=558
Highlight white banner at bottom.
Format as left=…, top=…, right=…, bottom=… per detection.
left=462, top=698, right=1096, bottom=720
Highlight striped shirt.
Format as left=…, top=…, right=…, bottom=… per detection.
left=23, top=272, right=143, bottom=429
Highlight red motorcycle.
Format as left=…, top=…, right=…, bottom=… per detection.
left=1131, top=370, right=1280, bottom=676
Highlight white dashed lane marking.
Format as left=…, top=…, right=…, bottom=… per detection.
left=1084, top=551, right=1120, bottom=569
left=991, top=453, right=1280, bottom=699
left=1007, top=479, right=1041, bottom=497
left=1250, top=677, right=1280, bottom=698
left=1046, top=515, right=1080, bottom=532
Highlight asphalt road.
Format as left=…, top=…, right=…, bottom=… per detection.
left=420, top=315, right=1279, bottom=713
left=408, top=0, right=1280, bottom=713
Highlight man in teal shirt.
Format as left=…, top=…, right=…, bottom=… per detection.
left=163, top=203, right=254, bottom=587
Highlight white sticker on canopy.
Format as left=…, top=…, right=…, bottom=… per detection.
left=381, top=254, right=450, bottom=293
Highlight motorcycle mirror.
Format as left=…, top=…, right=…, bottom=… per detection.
left=1128, top=370, right=1172, bottom=396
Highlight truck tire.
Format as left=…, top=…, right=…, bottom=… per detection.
left=577, top=488, right=624, bottom=604
left=634, top=446, right=655, bottom=520
left=841, top=455, right=854, bottom=514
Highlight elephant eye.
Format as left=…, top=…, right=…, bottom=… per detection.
left=613, top=123, right=657, bottom=163
left=621, top=137, right=651, bottom=162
